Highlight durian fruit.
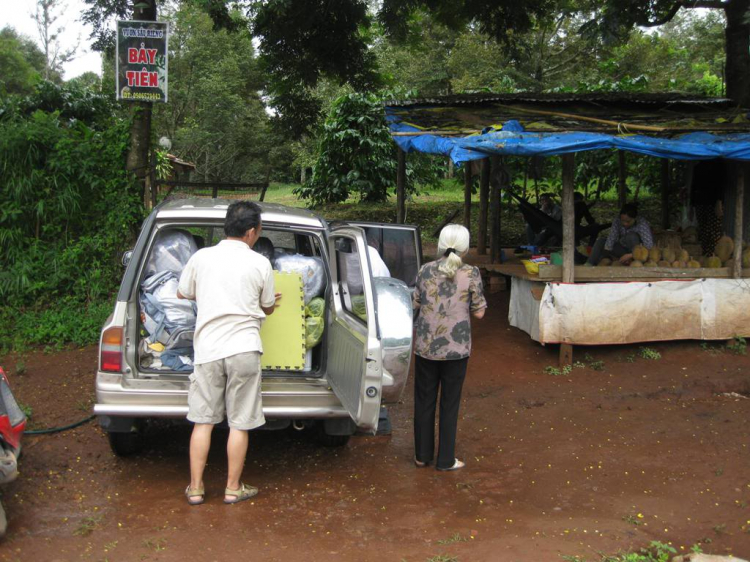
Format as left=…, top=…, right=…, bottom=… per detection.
left=672, top=260, right=687, bottom=268
left=611, top=260, right=623, bottom=267
left=662, top=248, right=676, bottom=263
left=687, top=258, right=701, bottom=268
left=632, top=244, right=649, bottom=262
left=657, top=260, right=670, bottom=267
left=706, top=255, right=723, bottom=268
left=743, top=248, right=750, bottom=268
left=678, top=248, right=689, bottom=262
left=598, top=257, right=612, bottom=266
left=630, top=260, right=644, bottom=268
left=715, top=235, right=734, bottom=262
left=644, top=260, right=658, bottom=267
left=648, top=247, right=661, bottom=262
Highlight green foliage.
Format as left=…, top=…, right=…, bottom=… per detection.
left=295, top=93, right=398, bottom=206
left=153, top=4, right=272, bottom=183
left=0, top=27, right=44, bottom=96
left=544, top=364, right=572, bottom=376
left=251, top=0, right=379, bottom=136
left=727, top=336, right=747, bottom=356
left=639, top=347, right=661, bottom=360
left=0, top=81, right=142, bottom=348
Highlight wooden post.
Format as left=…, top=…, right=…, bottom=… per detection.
left=733, top=165, right=744, bottom=279
left=618, top=151, right=627, bottom=208
left=478, top=159, right=490, bottom=255
left=489, top=156, right=502, bottom=263
left=661, top=159, right=670, bottom=229
left=560, top=153, right=576, bottom=366
left=396, top=148, right=406, bottom=224
left=463, top=162, right=472, bottom=230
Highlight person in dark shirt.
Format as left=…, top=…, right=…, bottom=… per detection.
left=692, top=160, right=726, bottom=256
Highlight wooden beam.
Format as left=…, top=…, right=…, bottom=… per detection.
left=560, top=153, right=576, bottom=367
left=396, top=148, right=407, bottom=224
left=734, top=165, right=745, bottom=279
left=463, top=162, right=472, bottom=230
left=661, top=159, right=670, bottom=229
left=618, top=151, right=627, bottom=208
left=478, top=159, right=490, bottom=255
left=489, top=156, right=502, bottom=263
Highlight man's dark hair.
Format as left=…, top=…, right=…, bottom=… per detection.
left=574, top=192, right=584, bottom=202
left=540, top=193, right=553, bottom=200
left=620, top=203, right=638, bottom=219
left=225, top=201, right=261, bottom=237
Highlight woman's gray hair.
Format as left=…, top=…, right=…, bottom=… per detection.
left=437, top=224, right=470, bottom=278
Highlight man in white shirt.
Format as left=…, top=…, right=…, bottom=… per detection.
left=178, top=201, right=279, bottom=506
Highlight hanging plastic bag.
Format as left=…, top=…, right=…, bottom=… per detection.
left=305, top=297, right=325, bottom=318
left=305, top=316, right=324, bottom=349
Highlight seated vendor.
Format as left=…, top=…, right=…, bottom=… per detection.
left=525, top=193, right=562, bottom=247
left=586, top=203, right=653, bottom=266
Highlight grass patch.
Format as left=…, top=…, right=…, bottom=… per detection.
left=73, top=514, right=102, bottom=536
left=426, top=556, right=459, bottom=562
left=727, top=336, right=747, bottom=355
left=142, top=537, right=167, bottom=552
left=544, top=364, right=572, bottom=376
left=639, top=347, right=661, bottom=360
left=436, top=533, right=468, bottom=545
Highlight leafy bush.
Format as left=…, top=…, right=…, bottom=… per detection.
left=295, top=92, right=441, bottom=207
left=0, top=82, right=143, bottom=348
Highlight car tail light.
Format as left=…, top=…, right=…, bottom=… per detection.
left=101, top=327, right=124, bottom=372
left=0, top=367, right=26, bottom=449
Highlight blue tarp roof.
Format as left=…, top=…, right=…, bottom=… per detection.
left=388, top=118, right=750, bottom=163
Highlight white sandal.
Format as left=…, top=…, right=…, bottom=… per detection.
left=436, top=459, right=465, bottom=471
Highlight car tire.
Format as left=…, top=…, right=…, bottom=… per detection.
left=108, top=430, right=144, bottom=456
left=313, top=424, right=351, bottom=447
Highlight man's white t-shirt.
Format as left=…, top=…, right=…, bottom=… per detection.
left=178, top=239, right=275, bottom=365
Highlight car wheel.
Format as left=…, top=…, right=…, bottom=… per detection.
left=108, top=430, right=144, bottom=456
left=313, top=424, right=351, bottom=447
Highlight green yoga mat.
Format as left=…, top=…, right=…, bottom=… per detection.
left=260, top=271, right=306, bottom=371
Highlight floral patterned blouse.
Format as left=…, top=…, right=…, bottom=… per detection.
left=413, top=259, right=487, bottom=361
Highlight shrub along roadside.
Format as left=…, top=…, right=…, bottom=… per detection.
left=0, top=82, right=143, bottom=352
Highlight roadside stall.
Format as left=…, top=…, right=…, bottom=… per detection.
left=386, top=93, right=750, bottom=363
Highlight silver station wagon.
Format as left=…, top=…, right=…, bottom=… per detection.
left=95, top=199, right=422, bottom=455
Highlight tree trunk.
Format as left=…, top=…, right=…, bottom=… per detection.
left=125, top=0, right=157, bottom=207
left=724, top=1, right=750, bottom=107
left=478, top=158, right=490, bottom=255
left=396, top=148, right=406, bottom=224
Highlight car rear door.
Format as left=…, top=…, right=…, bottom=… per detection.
left=327, top=226, right=382, bottom=432
left=343, top=222, right=422, bottom=287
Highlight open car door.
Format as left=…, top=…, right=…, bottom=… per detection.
left=327, top=226, right=382, bottom=432
left=342, top=222, right=422, bottom=288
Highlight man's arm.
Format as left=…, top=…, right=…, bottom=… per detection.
left=261, top=293, right=282, bottom=316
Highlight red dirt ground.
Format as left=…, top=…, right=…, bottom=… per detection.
left=1, top=291, right=749, bottom=562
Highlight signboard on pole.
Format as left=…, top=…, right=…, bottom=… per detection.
left=116, top=20, right=168, bottom=102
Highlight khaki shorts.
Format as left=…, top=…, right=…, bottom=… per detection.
left=187, top=352, right=266, bottom=430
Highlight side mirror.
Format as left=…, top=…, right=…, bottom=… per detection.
left=122, top=250, right=133, bottom=268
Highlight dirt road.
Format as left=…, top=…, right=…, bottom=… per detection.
left=1, top=292, right=749, bottom=561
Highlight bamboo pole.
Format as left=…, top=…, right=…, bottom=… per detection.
left=560, top=153, right=576, bottom=367
left=463, top=163, right=472, bottom=230
left=733, top=165, right=744, bottom=279
left=397, top=148, right=406, bottom=224
left=489, top=156, right=502, bottom=263
left=478, top=159, right=490, bottom=255
left=618, top=152, right=627, bottom=208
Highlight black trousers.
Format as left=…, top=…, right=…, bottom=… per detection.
left=413, top=355, right=469, bottom=469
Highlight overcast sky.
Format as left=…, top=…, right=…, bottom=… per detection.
left=1, top=0, right=104, bottom=79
